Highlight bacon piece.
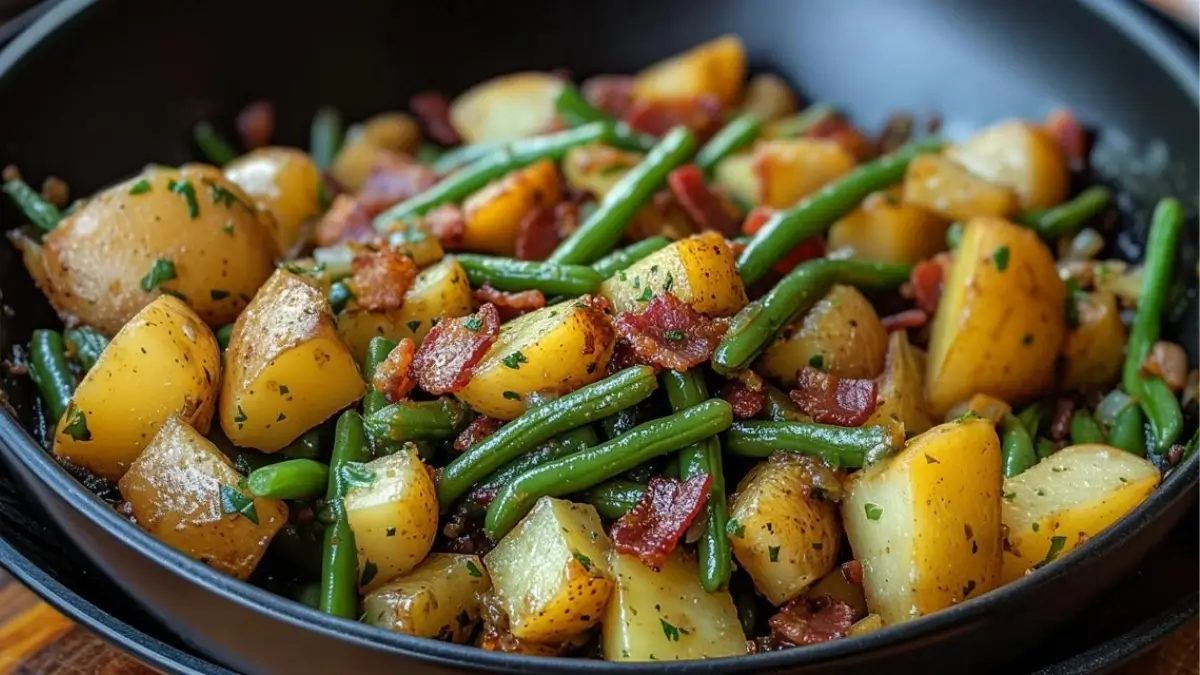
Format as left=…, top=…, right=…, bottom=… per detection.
left=767, top=595, right=860, bottom=648
left=612, top=294, right=729, bottom=371
left=875, top=113, right=914, bottom=156
left=356, top=151, right=438, bottom=216
left=348, top=248, right=419, bottom=312
left=454, top=416, right=503, bottom=452
left=720, top=378, right=765, bottom=419
left=1044, top=108, right=1088, bottom=166
left=1143, top=340, right=1188, bottom=392
left=667, top=164, right=739, bottom=236
left=806, top=114, right=873, bottom=161
left=623, top=95, right=723, bottom=138
left=473, top=284, right=546, bottom=320
left=423, top=203, right=467, bottom=249
left=40, top=176, right=69, bottom=208
left=610, top=475, right=711, bottom=570
left=902, top=253, right=949, bottom=315
left=372, top=338, right=416, bottom=403
left=314, top=195, right=376, bottom=246
left=410, top=91, right=461, bottom=147
left=411, top=303, right=500, bottom=395
left=880, top=308, right=929, bottom=333
left=512, top=198, right=582, bottom=262
left=789, top=366, right=878, bottom=427
left=582, top=75, right=636, bottom=118
left=236, top=99, right=275, bottom=150
left=841, top=559, right=864, bottom=586
left=742, top=206, right=827, bottom=274
left=1048, top=398, right=1076, bottom=443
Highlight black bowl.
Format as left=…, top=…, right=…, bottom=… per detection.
left=0, top=0, right=1197, bottom=673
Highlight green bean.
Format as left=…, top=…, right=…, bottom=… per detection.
left=1181, top=428, right=1198, bottom=464
left=192, top=121, right=239, bottom=166
left=548, top=127, right=697, bottom=265
left=247, top=459, right=331, bottom=500
left=27, top=330, right=74, bottom=422
left=737, top=138, right=942, bottom=284
left=375, top=123, right=611, bottom=229
left=735, top=590, right=760, bottom=638
left=485, top=399, right=733, bottom=538
left=554, top=85, right=656, bottom=152
left=364, top=398, right=471, bottom=447
left=590, top=236, right=671, bottom=279
left=1035, top=437, right=1059, bottom=461
left=662, top=369, right=731, bottom=592
left=453, top=254, right=603, bottom=295
left=724, top=421, right=897, bottom=469
left=1015, top=402, right=1046, bottom=438
left=763, top=103, right=836, bottom=139
left=3, top=177, right=61, bottom=232
left=1069, top=411, right=1105, bottom=445
left=469, top=425, right=600, bottom=505
left=579, top=480, right=645, bottom=520
left=762, top=384, right=807, bottom=422
left=945, top=222, right=964, bottom=250
left=1122, top=198, right=1184, bottom=453
left=215, top=324, right=234, bottom=351
left=437, top=365, right=659, bottom=506
left=1001, top=415, right=1037, bottom=479
left=600, top=407, right=640, bottom=441
left=430, top=141, right=503, bottom=175
left=63, top=327, right=109, bottom=372
left=310, top=106, right=343, bottom=171
left=328, top=282, right=353, bottom=314
left=415, top=143, right=444, bottom=166
left=319, top=411, right=370, bottom=618
left=1018, top=186, right=1111, bottom=240
left=1107, top=404, right=1147, bottom=456
left=713, top=258, right=912, bottom=375
left=362, top=337, right=399, bottom=418
left=279, top=429, right=323, bottom=460
left=695, top=113, right=761, bottom=177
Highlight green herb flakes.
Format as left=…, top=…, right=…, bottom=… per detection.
left=167, top=179, right=199, bottom=219
left=218, top=484, right=258, bottom=524
left=128, top=179, right=152, bottom=195
left=63, top=404, right=91, bottom=442
left=465, top=560, right=484, bottom=578
left=660, top=618, right=680, bottom=642
left=864, top=503, right=883, bottom=521
left=140, top=258, right=177, bottom=292
left=992, top=245, right=1010, bottom=271
left=502, top=351, right=529, bottom=369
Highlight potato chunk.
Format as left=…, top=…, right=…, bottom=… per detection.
left=461, top=159, right=562, bottom=255
left=828, top=190, right=949, bottom=264
left=119, top=415, right=287, bottom=579
left=946, top=121, right=1069, bottom=210
left=224, top=147, right=323, bottom=255
left=716, top=139, right=856, bottom=209
left=758, top=284, right=888, bottom=384
left=53, top=295, right=220, bottom=481
left=221, top=270, right=365, bottom=451
left=484, top=498, right=614, bottom=642
left=600, top=232, right=747, bottom=316
left=603, top=549, right=746, bottom=662
left=865, top=331, right=934, bottom=437
left=842, top=419, right=1003, bottom=625
left=562, top=143, right=643, bottom=199
left=363, top=553, right=490, bottom=642
left=1061, top=290, right=1126, bottom=392
left=1001, top=444, right=1159, bottom=584
left=633, top=35, right=747, bottom=106
left=902, top=154, right=1018, bottom=222
left=330, top=112, right=421, bottom=191
left=451, top=72, right=564, bottom=143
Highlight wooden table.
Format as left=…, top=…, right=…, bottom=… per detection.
left=0, top=568, right=1194, bottom=675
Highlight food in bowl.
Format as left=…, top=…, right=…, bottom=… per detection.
left=4, top=34, right=1194, bottom=661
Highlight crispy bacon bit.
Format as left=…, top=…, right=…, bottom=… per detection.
left=875, top=113, right=914, bottom=156
left=411, top=303, right=500, bottom=394
left=880, top=308, right=929, bottom=333
left=236, top=99, right=275, bottom=150
left=372, top=338, right=416, bottom=403
left=424, top=203, right=467, bottom=249
left=454, top=416, right=503, bottom=452
left=720, top=378, right=766, bottom=419
left=314, top=195, right=376, bottom=246
left=667, top=164, right=739, bottom=236
left=441, top=503, right=493, bottom=556
left=623, top=95, right=723, bottom=138
left=1143, top=340, right=1188, bottom=392
left=410, top=91, right=461, bottom=146
left=582, top=75, right=636, bottom=118
left=1045, top=108, right=1088, bottom=166
left=741, top=206, right=826, bottom=274
left=841, top=559, right=864, bottom=586
left=356, top=151, right=438, bottom=216
left=1049, top=398, right=1076, bottom=442
left=606, top=339, right=641, bottom=376
left=512, top=199, right=580, bottom=262
left=473, top=284, right=546, bottom=320
left=348, top=249, right=419, bottom=312
left=789, top=367, right=878, bottom=427
left=902, top=253, right=950, bottom=315
left=767, top=595, right=861, bottom=648
left=613, top=294, right=729, bottom=371
left=806, top=115, right=873, bottom=161
left=611, top=475, right=712, bottom=569
left=40, top=176, right=69, bottom=208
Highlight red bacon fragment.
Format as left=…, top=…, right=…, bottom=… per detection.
left=454, top=416, right=503, bottom=452
left=236, top=99, right=275, bottom=150
left=880, top=308, right=929, bottom=333
left=513, top=198, right=585, bottom=262
left=356, top=151, right=438, bottom=216
left=314, top=195, right=375, bottom=247
left=767, top=595, right=861, bottom=648
left=789, top=366, right=878, bottom=427
left=806, top=114, right=873, bottom=161
left=720, top=378, right=766, bottom=419
left=347, top=248, right=419, bottom=312
left=902, top=253, right=949, bottom=315
left=1044, top=108, right=1088, bottom=166
left=610, top=474, right=712, bottom=570
left=612, top=294, right=729, bottom=371
left=410, top=91, right=461, bottom=147
left=411, top=304, right=500, bottom=394
left=372, top=338, right=416, bottom=403
left=582, top=75, right=636, bottom=118
left=667, top=164, right=739, bottom=236
left=423, top=203, right=467, bottom=249
left=473, top=284, right=546, bottom=320
left=622, top=94, right=723, bottom=138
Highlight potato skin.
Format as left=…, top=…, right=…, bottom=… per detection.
left=865, top=331, right=934, bottom=438
left=224, top=147, right=323, bottom=256
left=758, top=284, right=888, bottom=384
left=461, top=159, right=562, bottom=256
left=39, top=164, right=279, bottom=335
left=633, top=35, right=746, bottom=106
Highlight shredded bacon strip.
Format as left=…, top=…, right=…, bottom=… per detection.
left=423, top=203, right=467, bottom=249
left=410, top=91, right=461, bottom=147
left=356, top=151, right=438, bottom=216
left=454, top=416, right=503, bottom=452
left=623, top=95, right=723, bottom=138
left=767, top=595, right=861, bottom=648
left=880, top=308, right=929, bottom=333
left=512, top=198, right=582, bottom=262
left=473, top=284, right=546, bottom=320
left=720, top=378, right=766, bottom=419
left=372, top=338, right=416, bottom=403
left=902, top=253, right=949, bottom=315
left=582, top=75, right=636, bottom=118
left=874, top=113, right=914, bottom=157
left=611, top=474, right=711, bottom=570
left=612, top=294, right=729, bottom=371
left=667, top=164, right=739, bottom=236
left=411, top=303, right=500, bottom=394
left=789, top=366, right=878, bottom=427
left=742, top=206, right=826, bottom=274
left=314, top=195, right=376, bottom=247
left=236, top=99, right=275, bottom=150
left=806, top=114, right=873, bottom=160
left=348, top=249, right=419, bottom=312
left=1049, top=398, right=1076, bottom=442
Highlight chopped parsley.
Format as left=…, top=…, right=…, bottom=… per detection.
left=464, top=314, right=483, bottom=332
left=572, top=551, right=592, bottom=572
left=726, top=518, right=745, bottom=538
left=360, top=559, right=378, bottom=586
left=62, top=404, right=91, bottom=442
left=222, top=219, right=235, bottom=236
left=210, top=289, right=230, bottom=301
left=128, top=179, right=152, bottom=195
left=663, top=330, right=686, bottom=342
left=924, top=453, right=941, bottom=464
left=992, top=245, right=1010, bottom=271
left=768, top=545, right=781, bottom=562
left=660, top=618, right=680, bottom=642
left=638, top=287, right=654, bottom=302
left=218, top=484, right=258, bottom=524
left=502, top=391, right=521, bottom=401
left=139, top=258, right=177, bottom=292
left=502, top=351, right=528, bottom=369
left=808, top=354, right=825, bottom=370
left=663, top=273, right=674, bottom=292
left=275, top=412, right=286, bottom=422
left=864, top=503, right=883, bottom=521
left=207, top=180, right=253, bottom=211
left=385, top=527, right=396, bottom=537
left=407, top=320, right=422, bottom=332
left=279, top=385, right=290, bottom=396
left=233, top=405, right=248, bottom=430
left=1034, top=536, right=1068, bottom=569
left=1031, top=522, right=1040, bottom=532
left=1022, top=333, right=1034, bottom=346
left=1064, top=278, right=1085, bottom=329
left=167, top=178, right=199, bottom=219
left=465, top=560, right=484, bottom=577
left=1003, top=491, right=1016, bottom=502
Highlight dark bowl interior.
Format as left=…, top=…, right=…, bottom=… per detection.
left=0, top=0, right=1197, bottom=673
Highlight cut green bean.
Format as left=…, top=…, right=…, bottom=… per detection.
left=319, top=411, right=370, bottom=618
left=713, top=259, right=912, bottom=375
left=579, top=480, right=645, bottom=520
left=193, top=121, right=239, bottom=166
left=453, top=254, right=603, bottom=295
left=1181, top=428, right=1198, bottom=464
left=1001, top=415, right=1037, bottom=479
left=430, top=141, right=504, bottom=175
left=724, top=421, right=897, bottom=469
left=362, top=337, right=399, bottom=418
left=1035, top=437, right=1059, bottom=461
left=364, top=398, right=471, bottom=446
left=27, top=330, right=74, bottom=423
left=247, top=459, right=330, bottom=500
left=591, top=236, right=671, bottom=279
left=695, top=113, right=761, bottom=177
left=762, top=384, right=807, bottom=422
left=548, top=127, right=697, bottom=265
left=1069, top=411, right=1105, bottom=445
left=1107, top=403, right=1147, bottom=456
left=279, top=429, right=322, bottom=460
left=3, top=177, right=62, bottom=232
left=485, top=399, right=733, bottom=539
left=469, top=425, right=599, bottom=505
left=737, top=138, right=942, bottom=284
left=1017, top=186, right=1111, bottom=240
left=63, top=327, right=109, bottom=372
left=600, top=407, right=640, bottom=441
left=554, top=85, right=656, bottom=152
left=763, top=103, right=836, bottom=139
left=310, top=106, right=343, bottom=171
left=1015, top=402, right=1046, bottom=439
left=437, top=365, right=659, bottom=506
left=215, top=324, right=234, bottom=351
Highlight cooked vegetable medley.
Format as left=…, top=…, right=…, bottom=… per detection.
left=7, top=35, right=1198, bottom=660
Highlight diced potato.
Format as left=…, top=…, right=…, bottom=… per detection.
left=455, top=299, right=615, bottom=420
left=847, top=614, right=884, bottom=637
left=600, top=232, right=747, bottom=316
left=902, top=154, right=1018, bottom=222
left=363, top=553, right=490, bottom=642
left=947, top=394, right=1013, bottom=425
left=461, top=159, right=562, bottom=255
left=331, top=112, right=422, bottom=191
left=865, top=332, right=934, bottom=437
left=719, top=138, right=857, bottom=209
left=946, top=121, right=1069, bottom=210
left=633, top=35, right=747, bottom=106
left=53, top=296, right=220, bottom=481
left=805, top=565, right=868, bottom=618
left=758, top=284, right=888, bottom=384
left=344, top=448, right=439, bottom=591
left=562, top=143, right=643, bottom=198
left=842, top=419, right=1003, bottom=625
left=1001, top=444, right=1159, bottom=584
left=336, top=258, right=474, bottom=362
left=224, top=147, right=323, bottom=256
left=118, top=415, right=287, bottom=579
left=1061, top=290, right=1126, bottom=391
left=740, top=73, right=799, bottom=122
left=221, top=270, right=365, bottom=451
left=382, top=221, right=446, bottom=268
left=728, top=456, right=842, bottom=605
left=624, top=193, right=697, bottom=242
left=484, top=498, right=614, bottom=642
left=450, top=72, right=564, bottom=144
left=603, top=549, right=746, bottom=662
left=828, top=191, right=950, bottom=264
left=925, top=217, right=1066, bottom=417
left=712, top=150, right=758, bottom=206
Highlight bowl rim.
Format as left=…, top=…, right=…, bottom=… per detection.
left=0, top=0, right=1197, bottom=671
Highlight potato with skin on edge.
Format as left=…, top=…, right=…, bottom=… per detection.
left=600, top=232, right=747, bottom=317
left=758, top=284, right=888, bottom=384
left=118, top=415, right=288, bottom=580
left=331, top=112, right=422, bottom=191
left=221, top=269, right=365, bottom=452
left=828, top=190, right=950, bottom=265
left=224, top=147, right=324, bottom=256
left=633, top=35, right=747, bottom=106
left=53, top=295, right=220, bottom=481
left=460, top=159, right=562, bottom=256
left=902, top=154, right=1018, bottom=222
left=715, top=138, right=856, bottom=209
left=363, top=553, right=490, bottom=643
left=946, top=120, right=1069, bottom=210
left=450, top=72, right=564, bottom=144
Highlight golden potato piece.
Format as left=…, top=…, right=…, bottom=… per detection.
left=562, top=143, right=643, bottom=199
left=1061, top=290, right=1126, bottom=392
left=224, top=147, right=323, bottom=256
left=865, top=332, right=934, bottom=437
left=633, top=35, right=747, bottom=106
left=716, top=138, right=856, bottom=209
left=363, top=553, right=490, bottom=643
left=450, top=72, right=564, bottom=144
left=902, top=154, right=1018, bottom=222
left=828, top=190, right=950, bottom=264
left=331, top=112, right=422, bottom=191
left=946, top=121, right=1069, bottom=210
left=461, top=159, right=562, bottom=256
left=600, top=232, right=747, bottom=317
left=758, top=284, right=888, bottom=384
